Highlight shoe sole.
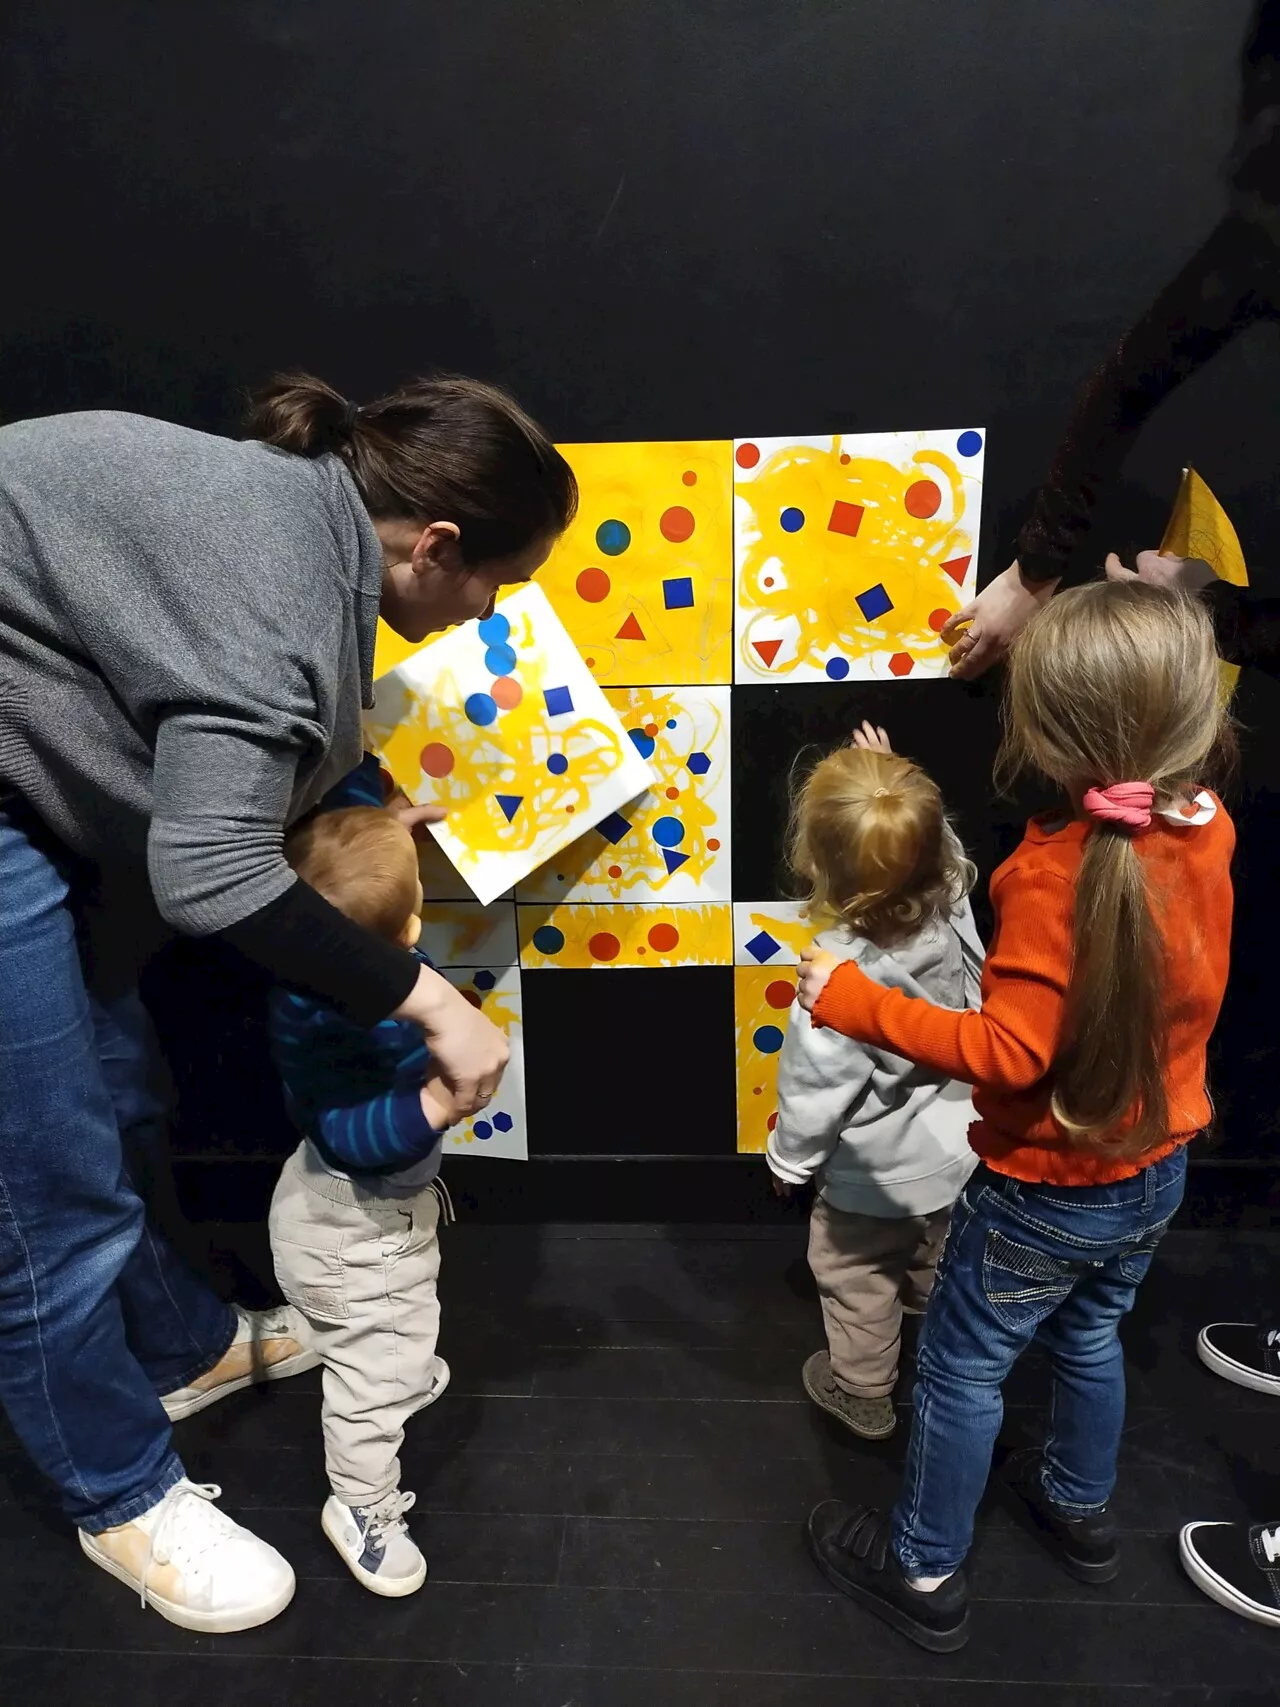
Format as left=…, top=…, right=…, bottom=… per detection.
left=162, top=1348, right=324, bottom=1422
left=321, top=1504, right=428, bottom=1598
left=805, top=1523, right=969, bottom=1653
left=79, top=1531, right=296, bottom=1632
left=802, top=1360, right=896, bottom=1441
left=1001, top=1462, right=1119, bottom=1584
left=1180, top=1524, right=1280, bottom=1627
left=1196, top=1327, right=1280, bottom=1396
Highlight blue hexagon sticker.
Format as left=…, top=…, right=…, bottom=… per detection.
left=686, top=751, right=711, bottom=776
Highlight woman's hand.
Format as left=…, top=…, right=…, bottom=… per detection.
left=852, top=720, right=892, bottom=754
left=797, top=947, right=839, bottom=1013
left=395, top=963, right=509, bottom=1115
left=1104, top=550, right=1219, bottom=594
left=942, top=562, right=1060, bottom=680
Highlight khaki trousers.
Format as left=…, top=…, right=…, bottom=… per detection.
left=807, top=1195, right=951, bottom=1399
left=269, top=1142, right=444, bottom=1506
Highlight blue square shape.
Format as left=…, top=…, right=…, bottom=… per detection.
left=855, top=582, right=893, bottom=623
left=662, top=576, right=695, bottom=611
left=745, top=930, right=781, bottom=964
left=596, top=811, right=632, bottom=845
left=543, top=684, right=574, bottom=717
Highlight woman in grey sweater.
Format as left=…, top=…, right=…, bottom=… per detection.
left=0, top=372, right=576, bottom=1631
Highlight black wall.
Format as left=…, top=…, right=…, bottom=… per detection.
left=3, top=1, right=1277, bottom=1217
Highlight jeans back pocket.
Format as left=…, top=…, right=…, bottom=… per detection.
left=982, top=1227, right=1086, bottom=1331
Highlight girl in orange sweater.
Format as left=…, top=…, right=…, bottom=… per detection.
left=797, top=580, right=1234, bottom=1653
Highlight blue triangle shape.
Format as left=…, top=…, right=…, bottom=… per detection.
left=661, top=847, right=690, bottom=874
left=495, top=793, right=523, bottom=823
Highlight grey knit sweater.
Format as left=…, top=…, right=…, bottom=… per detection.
left=0, top=411, right=384, bottom=934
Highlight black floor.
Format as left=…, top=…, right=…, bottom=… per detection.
left=2, top=1221, right=1279, bottom=1705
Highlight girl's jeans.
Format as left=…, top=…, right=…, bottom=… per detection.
left=0, top=799, right=235, bottom=1531
left=892, top=1146, right=1188, bottom=1577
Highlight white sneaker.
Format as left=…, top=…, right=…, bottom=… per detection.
left=162, top=1304, right=321, bottom=1421
left=322, top=1490, right=427, bottom=1597
left=80, top=1480, right=296, bottom=1633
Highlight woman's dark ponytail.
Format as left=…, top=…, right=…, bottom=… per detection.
left=247, top=373, right=356, bottom=457
left=247, top=371, right=577, bottom=563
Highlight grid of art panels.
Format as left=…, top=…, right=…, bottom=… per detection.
left=372, top=430, right=986, bottom=1157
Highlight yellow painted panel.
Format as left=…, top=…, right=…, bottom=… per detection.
left=538, top=440, right=734, bottom=686
left=517, top=901, right=731, bottom=968
left=734, top=964, right=797, bottom=1154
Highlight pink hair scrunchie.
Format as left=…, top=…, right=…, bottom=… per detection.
left=1081, top=781, right=1155, bottom=829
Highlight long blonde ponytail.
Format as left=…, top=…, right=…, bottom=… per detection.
left=998, top=581, right=1228, bottom=1157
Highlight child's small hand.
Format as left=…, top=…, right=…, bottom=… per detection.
left=421, top=1071, right=469, bottom=1132
left=387, top=787, right=448, bottom=837
left=770, top=1173, right=794, bottom=1199
left=797, top=947, right=839, bottom=1012
left=852, top=720, right=892, bottom=754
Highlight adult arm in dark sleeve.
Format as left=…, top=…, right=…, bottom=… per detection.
left=219, top=882, right=418, bottom=1027
left=1016, top=215, right=1280, bottom=583
left=1201, top=579, right=1280, bottom=679
left=946, top=215, right=1280, bottom=679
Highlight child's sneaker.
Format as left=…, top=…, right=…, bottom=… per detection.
left=806, top=1499, right=969, bottom=1652
left=322, top=1490, right=427, bottom=1597
left=1001, top=1447, right=1119, bottom=1583
left=162, top=1304, right=321, bottom=1421
left=802, top=1350, right=896, bottom=1440
left=79, top=1479, right=295, bottom=1632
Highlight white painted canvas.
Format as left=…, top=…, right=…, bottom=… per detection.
left=732, top=428, right=985, bottom=683
left=438, top=964, right=526, bottom=1161
left=732, top=900, right=815, bottom=966
left=364, top=584, right=655, bottom=905
left=417, top=900, right=519, bottom=970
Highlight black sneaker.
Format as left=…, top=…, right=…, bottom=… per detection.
left=806, top=1501, right=969, bottom=1652
left=1001, top=1448, right=1119, bottom=1583
left=1180, top=1520, right=1280, bottom=1626
left=1196, top=1323, right=1280, bottom=1395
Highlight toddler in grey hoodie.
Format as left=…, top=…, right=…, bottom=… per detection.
left=768, top=724, right=983, bottom=1439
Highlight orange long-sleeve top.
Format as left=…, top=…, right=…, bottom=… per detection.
left=811, top=793, right=1235, bottom=1185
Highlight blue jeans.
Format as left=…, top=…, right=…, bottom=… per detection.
left=891, top=1147, right=1188, bottom=1577
left=0, top=801, right=236, bottom=1531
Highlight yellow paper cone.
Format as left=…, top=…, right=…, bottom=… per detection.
left=1161, top=467, right=1247, bottom=702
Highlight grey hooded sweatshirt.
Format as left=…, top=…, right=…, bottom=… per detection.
left=767, top=900, right=985, bottom=1217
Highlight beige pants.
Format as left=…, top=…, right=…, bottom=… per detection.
left=807, top=1196, right=951, bottom=1399
left=269, top=1142, right=444, bottom=1507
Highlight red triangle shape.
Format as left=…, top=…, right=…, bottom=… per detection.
left=941, top=555, right=971, bottom=586
left=752, top=638, right=783, bottom=668
left=616, top=612, right=646, bottom=641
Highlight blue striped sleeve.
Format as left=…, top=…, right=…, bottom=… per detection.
left=317, top=1091, right=442, bottom=1173
left=318, top=752, right=389, bottom=814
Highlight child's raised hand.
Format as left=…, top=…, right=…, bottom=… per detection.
left=797, top=947, right=839, bottom=1012
left=852, top=721, right=892, bottom=754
